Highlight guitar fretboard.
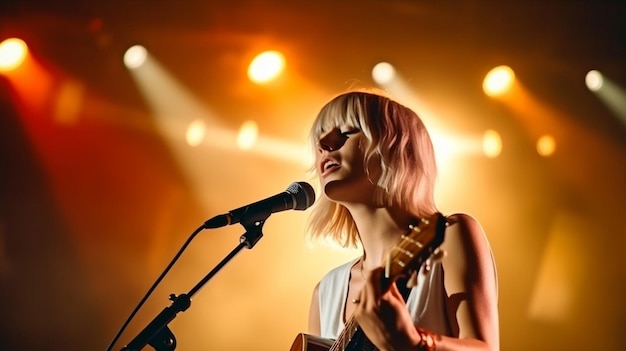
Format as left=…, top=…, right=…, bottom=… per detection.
left=329, top=319, right=375, bottom=351
left=325, top=214, right=446, bottom=351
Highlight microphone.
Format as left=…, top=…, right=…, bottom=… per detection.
left=203, top=181, right=316, bottom=229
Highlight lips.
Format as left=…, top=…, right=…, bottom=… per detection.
left=319, top=157, right=340, bottom=176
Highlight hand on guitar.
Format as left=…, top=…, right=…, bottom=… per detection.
left=353, top=267, right=424, bottom=351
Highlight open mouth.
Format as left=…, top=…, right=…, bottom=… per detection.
left=321, top=159, right=340, bottom=175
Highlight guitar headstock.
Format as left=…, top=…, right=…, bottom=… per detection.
left=384, top=212, right=447, bottom=282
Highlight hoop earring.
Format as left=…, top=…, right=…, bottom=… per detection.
left=365, top=169, right=375, bottom=185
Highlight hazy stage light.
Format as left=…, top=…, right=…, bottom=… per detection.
left=186, top=119, right=206, bottom=147
left=585, top=70, right=603, bottom=91
left=0, top=38, right=28, bottom=72
left=124, top=45, right=148, bottom=69
left=537, top=134, right=556, bottom=157
left=483, top=65, right=515, bottom=97
left=248, top=50, right=285, bottom=84
left=482, top=129, right=502, bottom=158
left=586, top=72, right=626, bottom=125
left=372, top=62, right=396, bottom=85
left=237, top=120, right=259, bottom=150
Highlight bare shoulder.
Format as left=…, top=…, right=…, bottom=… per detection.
left=439, top=213, right=499, bottom=346
left=444, top=213, right=491, bottom=254
left=440, top=212, right=496, bottom=287
left=445, top=213, right=484, bottom=234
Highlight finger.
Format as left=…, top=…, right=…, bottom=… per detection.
left=386, top=281, right=404, bottom=302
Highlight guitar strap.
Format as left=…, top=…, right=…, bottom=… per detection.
left=396, top=276, right=412, bottom=302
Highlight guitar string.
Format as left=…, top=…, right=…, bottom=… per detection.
left=334, top=248, right=405, bottom=350
left=326, top=215, right=440, bottom=351
left=330, top=225, right=422, bottom=351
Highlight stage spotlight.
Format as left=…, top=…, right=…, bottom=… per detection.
left=584, top=70, right=626, bottom=126
left=0, top=38, right=28, bottom=72
left=482, top=129, right=502, bottom=158
left=237, top=120, right=259, bottom=150
left=585, top=70, right=603, bottom=91
left=248, top=50, right=285, bottom=84
left=123, top=45, right=148, bottom=69
left=483, top=65, right=515, bottom=97
left=186, top=119, right=206, bottom=147
left=537, top=134, right=556, bottom=157
left=372, top=62, right=396, bottom=85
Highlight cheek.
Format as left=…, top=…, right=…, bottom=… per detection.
left=345, top=151, right=366, bottom=176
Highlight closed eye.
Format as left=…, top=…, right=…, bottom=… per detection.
left=316, top=126, right=360, bottom=152
left=340, top=128, right=360, bottom=137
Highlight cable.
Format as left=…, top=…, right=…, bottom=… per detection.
left=105, top=224, right=205, bottom=351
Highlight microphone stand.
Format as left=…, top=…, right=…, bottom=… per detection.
left=121, top=219, right=266, bottom=351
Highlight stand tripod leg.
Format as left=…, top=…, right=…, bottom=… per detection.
left=148, top=326, right=176, bottom=351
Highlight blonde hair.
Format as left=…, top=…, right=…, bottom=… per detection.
left=306, top=90, right=438, bottom=248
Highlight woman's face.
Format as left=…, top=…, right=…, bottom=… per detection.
left=315, top=124, right=379, bottom=204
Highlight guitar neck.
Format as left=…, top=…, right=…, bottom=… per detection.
left=331, top=316, right=381, bottom=351
left=330, top=316, right=358, bottom=351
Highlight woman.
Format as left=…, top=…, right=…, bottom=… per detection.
left=304, top=90, right=499, bottom=351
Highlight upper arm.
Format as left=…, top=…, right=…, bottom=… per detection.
left=308, top=281, right=321, bottom=336
left=441, top=213, right=499, bottom=350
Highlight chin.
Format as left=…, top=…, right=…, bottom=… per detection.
left=322, top=178, right=373, bottom=203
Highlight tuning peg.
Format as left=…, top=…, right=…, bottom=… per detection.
left=406, top=270, right=418, bottom=288
left=384, top=252, right=392, bottom=279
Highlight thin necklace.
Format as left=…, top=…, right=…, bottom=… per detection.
left=357, top=256, right=366, bottom=279
left=351, top=257, right=367, bottom=304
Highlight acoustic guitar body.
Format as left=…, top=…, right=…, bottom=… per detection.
left=289, top=333, right=334, bottom=351
left=289, top=332, right=377, bottom=351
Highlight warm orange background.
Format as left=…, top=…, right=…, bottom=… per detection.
left=0, top=1, right=624, bottom=351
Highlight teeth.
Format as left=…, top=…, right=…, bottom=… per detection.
left=323, top=161, right=338, bottom=170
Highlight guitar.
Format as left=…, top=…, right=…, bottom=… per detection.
left=289, top=212, right=447, bottom=351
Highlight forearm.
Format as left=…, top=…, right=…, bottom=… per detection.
left=413, top=333, right=497, bottom=351
left=390, top=327, right=496, bottom=351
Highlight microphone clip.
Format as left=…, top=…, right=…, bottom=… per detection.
left=239, top=218, right=265, bottom=249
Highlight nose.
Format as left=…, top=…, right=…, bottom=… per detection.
left=316, top=130, right=341, bottom=152
left=317, top=139, right=334, bottom=152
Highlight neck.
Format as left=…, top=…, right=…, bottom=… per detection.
left=346, top=203, right=416, bottom=270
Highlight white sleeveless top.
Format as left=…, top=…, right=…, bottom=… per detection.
left=318, top=257, right=452, bottom=340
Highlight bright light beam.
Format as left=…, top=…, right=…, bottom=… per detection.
left=483, top=65, right=515, bottom=97
left=125, top=49, right=221, bottom=129
left=371, top=61, right=485, bottom=166
left=0, top=38, right=28, bottom=72
left=482, top=129, right=503, bottom=158
left=528, top=212, right=589, bottom=322
left=248, top=50, right=286, bottom=84
left=125, top=48, right=310, bottom=189
left=372, top=62, right=396, bottom=85
left=586, top=70, right=626, bottom=127
left=125, top=47, right=243, bottom=213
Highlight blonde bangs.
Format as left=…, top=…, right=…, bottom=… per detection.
left=310, top=94, right=367, bottom=149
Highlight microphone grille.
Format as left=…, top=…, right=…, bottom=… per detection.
left=286, top=182, right=316, bottom=210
